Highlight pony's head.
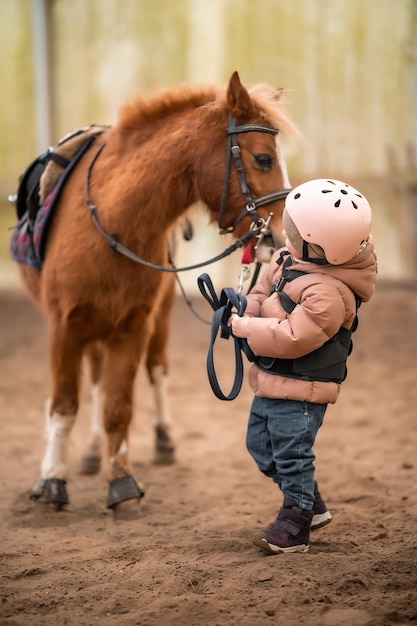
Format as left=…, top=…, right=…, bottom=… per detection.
left=196, top=71, right=298, bottom=261
left=116, top=71, right=298, bottom=263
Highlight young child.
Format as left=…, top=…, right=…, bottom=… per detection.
left=230, top=178, right=377, bottom=554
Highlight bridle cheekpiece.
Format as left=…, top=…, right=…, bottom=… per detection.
left=218, top=113, right=291, bottom=246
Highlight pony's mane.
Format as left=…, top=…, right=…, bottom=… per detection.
left=117, top=80, right=300, bottom=138
left=247, top=83, right=300, bottom=139
left=117, top=84, right=220, bottom=131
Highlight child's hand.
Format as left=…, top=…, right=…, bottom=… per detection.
left=230, top=313, right=250, bottom=338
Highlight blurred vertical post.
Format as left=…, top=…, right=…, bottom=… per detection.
left=31, top=0, right=51, bottom=152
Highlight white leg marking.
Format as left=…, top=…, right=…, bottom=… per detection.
left=87, top=384, right=103, bottom=455
left=109, top=439, right=128, bottom=468
left=91, top=384, right=103, bottom=434
left=119, top=440, right=128, bottom=455
left=151, top=365, right=172, bottom=430
left=41, top=399, right=76, bottom=479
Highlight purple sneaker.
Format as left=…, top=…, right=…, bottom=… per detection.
left=311, top=481, right=332, bottom=530
left=254, top=498, right=313, bottom=554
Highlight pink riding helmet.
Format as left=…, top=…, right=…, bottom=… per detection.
left=284, top=178, right=372, bottom=265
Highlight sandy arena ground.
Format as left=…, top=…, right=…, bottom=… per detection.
left=0, top=280, right=416, bottom=626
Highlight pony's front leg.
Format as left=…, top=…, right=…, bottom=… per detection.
left=30, top=325, right=82, bottom=510
left=103, top=339, right=145, bottom=509
left=146, top=274, right=176, bottom=465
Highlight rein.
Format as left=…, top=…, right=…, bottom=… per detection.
left=197, top=273, right=255, bottom=400
left=85, top=145, right=259, bottom=272
left=84, top=113, right=291, bottom=274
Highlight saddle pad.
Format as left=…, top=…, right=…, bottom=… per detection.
left=10, top=189, right=55, bottom=269
left=10, top=133, right=101, bottom=269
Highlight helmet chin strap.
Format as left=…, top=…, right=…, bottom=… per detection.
left=301, top=240, right=329, bottom=265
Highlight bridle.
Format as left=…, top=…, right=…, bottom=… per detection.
left=218, top=113, right=291, bottom=235
left=85, top=113, right=292, bottom=273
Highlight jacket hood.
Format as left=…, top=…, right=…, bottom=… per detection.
left=284, top=236, right=377, bottom=302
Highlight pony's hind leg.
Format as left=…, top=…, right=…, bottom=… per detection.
left=145, top=275, right=176, bottom=465
left=30, top=321, right=83, bottom=510
left=79, top=344, right=105, bottom=475
left=102, top=337, right=145, bottom=510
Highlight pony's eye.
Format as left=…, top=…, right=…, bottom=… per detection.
left=253, top=153, right=273, bottom=170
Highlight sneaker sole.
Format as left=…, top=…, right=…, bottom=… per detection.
left=253, top=536, right=309, bottom=554
left=311, top=511, right=332, bottom=530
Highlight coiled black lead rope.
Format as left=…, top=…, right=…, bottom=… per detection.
left=197, top=273, right=255, bottom=401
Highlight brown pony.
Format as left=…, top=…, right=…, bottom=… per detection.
left=15, top=71, right=296, bottom=511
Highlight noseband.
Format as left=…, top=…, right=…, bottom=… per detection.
left=218, top=114, right=292, bottom=236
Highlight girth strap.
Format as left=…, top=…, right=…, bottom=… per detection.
left=197, top=273, right=255, bottom=401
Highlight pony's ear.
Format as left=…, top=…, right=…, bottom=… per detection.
left=275, top=87, right=284, bottom=101
left=227, top=71, right=252, bottom=118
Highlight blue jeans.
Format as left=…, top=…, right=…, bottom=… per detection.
left=246, top=396, right=327, bottom=510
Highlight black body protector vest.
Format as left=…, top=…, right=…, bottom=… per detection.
left=254, top=252, right=361, bottom=384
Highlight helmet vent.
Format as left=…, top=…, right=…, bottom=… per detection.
left=294, top=192, right=301, bottom=199
left=322, top=189, right=332, bottom=194
left=334, top=199, right=341, bottom=207
left=352, top=201, right=358, bottom=209
left=341, top=189, right=348, bottom=195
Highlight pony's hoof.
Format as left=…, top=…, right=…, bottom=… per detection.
left=29, top=478, right=69, bottom=511
left=106, top=475, right=145, bottom=509
left=79, top=454, right=102, bottom=475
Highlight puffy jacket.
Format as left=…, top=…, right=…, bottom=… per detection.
left=243, top=237, right=377, bottom=404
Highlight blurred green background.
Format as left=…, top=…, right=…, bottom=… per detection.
left=1, top=0, right=416, bottom=288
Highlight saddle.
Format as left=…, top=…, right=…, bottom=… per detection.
left=10, top=125, right=109, bottom=268
left=15, top=124, right=109, bottom=221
